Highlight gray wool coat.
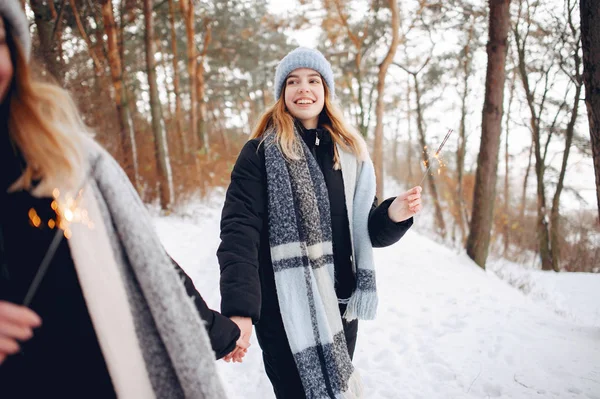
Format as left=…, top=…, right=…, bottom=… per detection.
left=86, top=138, right=227, bottom=399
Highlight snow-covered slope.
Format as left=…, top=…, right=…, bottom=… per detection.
left=154, top=202, right=600, bottom=399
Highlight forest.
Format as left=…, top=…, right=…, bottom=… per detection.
left=22, top=0, right=600, bottom=272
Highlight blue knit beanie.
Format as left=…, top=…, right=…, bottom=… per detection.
left=0, top=0, right=31, bottom=60
left=273, top=47, right=335, bottom=100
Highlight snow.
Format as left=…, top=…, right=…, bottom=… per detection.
left=153, top=198, right=600, bottom=399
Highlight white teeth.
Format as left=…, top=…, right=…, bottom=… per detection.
left=296, top=99, right=314, bottom=104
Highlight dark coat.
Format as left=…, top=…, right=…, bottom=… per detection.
left=218, top=126, right=413, bottom=331
left=0, top=119, right=239, bottom=399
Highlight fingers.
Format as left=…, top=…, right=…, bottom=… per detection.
left=0, top=301, right=42, bottom=327
left=223, top=345, right=248, bottom=363
left=0, top=336, right=21, bottom=358
left=0, top=322, right=33, bottom=341
left=0, top=301, right=41, bottom=363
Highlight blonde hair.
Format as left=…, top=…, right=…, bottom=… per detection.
left=250, top=82, right=368, bottom=167
left=5, top=28, right=87, bottom=196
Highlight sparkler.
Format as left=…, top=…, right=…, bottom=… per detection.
left=22, top=159, right=96, bottom=307
left=418, top=128, right=454, bottom=186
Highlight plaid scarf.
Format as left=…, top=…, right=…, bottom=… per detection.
left=264, top=128, right=375, bottom=398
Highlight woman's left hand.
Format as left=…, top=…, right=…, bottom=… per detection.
left=388, top=186, right=423, bottom=223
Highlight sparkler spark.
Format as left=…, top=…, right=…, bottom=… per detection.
left=23, top=187, right=92, bottom=307
left=418, top=128, right=454, bottom=186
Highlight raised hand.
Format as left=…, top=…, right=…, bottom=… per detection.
left=0, top=301, right=42, bottom=364
left=223, top=316, right=252, bottom=363
left=388, top=186, right=423, bottom=223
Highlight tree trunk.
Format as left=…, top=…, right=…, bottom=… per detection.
left=503, top=71, right=516, bottom=256
left=100, top=0, right=139, bottom=186
left=167, top=0, right=186, bottom=154
left=466, top=0, right=511, bottom=269
left=580, top=0, right=600, bottom=223
left=143, top=0, right=173, bottom=210
left=373, top=0, right=400, bottom=203
left=515, top=21, right=552, bottom=271
left=196, top=24, right=211, bottom=154
left=520, top=144, right=533, bottom=220
left=406, top=78, right=413, bottom=182
left=414, top=76, right=446, bottom=237
left=180, top=0, right=198, bottom=149
left=29, top=0, right=64, bottom=83
left=69, top=0, right=103, bottom=76
left=551, top=14, right=583, bottom=272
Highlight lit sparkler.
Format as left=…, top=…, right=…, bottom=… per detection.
left=418, top=128, right=454, bottom=186
left=23, top=185, right=92, bottom=307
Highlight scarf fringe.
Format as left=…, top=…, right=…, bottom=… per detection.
left=338, top=369, right=364, bottom=399
left=343, top=290, right=378, bottom=321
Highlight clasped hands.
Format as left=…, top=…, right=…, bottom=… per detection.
left=223, top=316, right=252, bottom=363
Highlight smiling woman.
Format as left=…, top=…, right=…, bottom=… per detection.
left=217, top=47, right=424, bottom=399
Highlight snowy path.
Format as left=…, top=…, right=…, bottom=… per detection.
left=154, top=204, right=600, bottom=399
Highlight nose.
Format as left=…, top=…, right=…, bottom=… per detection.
left=297, top=83, right=310, bottom=93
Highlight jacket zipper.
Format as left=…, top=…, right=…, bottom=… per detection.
left=315, top=131, right=320, bottom=146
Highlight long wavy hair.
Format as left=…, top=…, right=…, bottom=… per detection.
left=250, top=80, right=368, bottom=167
left=3, top=22, right=87, bottom=196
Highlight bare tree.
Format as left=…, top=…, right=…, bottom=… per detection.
left=29, top=0, right=64, bottom=83
left=550, top=0, right=583, bottom=271
left=395, top=58, right=447, bottom=238
left=466, top=0, right=511, bottom=269
left=580, top=0, right=600, bottom=222
left=167, top=0, right=186, bottom=153
left=100, top=0, right=139, bottom=186
left=143, top=0, right=173, bottom=210
left=180, top=0, right=198, bottom=148
left=373, top=0, right=400, bottom=203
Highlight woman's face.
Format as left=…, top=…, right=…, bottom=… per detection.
left=283, top=68, right=325, bottom=130
left=0, top=19, right=14, bottom=104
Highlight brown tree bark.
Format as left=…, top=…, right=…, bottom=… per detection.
left=180, top=0, right=198, bottom=148
left=373, top=0, right=400, bottom=203
left=580, top=0, right=600, bottom=223
left=29, top=0, right=64, bottom=83
left=143, top=0, right=173, bottom=210
left=167, top=0, right=186, bottom=153
left=458, top=18, right=475, bottom=243
left=69, top=0, right=103, bottom=76
left=466, top=0, right=511, bottom=269
left=100, top=0, right=139, bottom=186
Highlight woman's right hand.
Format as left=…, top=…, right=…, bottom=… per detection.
left=223, top=316, right=252, bottom=363
left=0, top=301, right=42, bottom=364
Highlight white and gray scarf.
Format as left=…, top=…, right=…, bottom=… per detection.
left=77, top=138, right=226, bottom=399
left=264, top=128, right=377, bottom=398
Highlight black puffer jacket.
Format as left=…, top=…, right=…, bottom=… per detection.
left=0, top=115, right=239, bottom=398
left=218, top=126, right=413, bottom=331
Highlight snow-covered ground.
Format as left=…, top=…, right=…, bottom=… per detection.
left=154, top=198, right=600, bottom=399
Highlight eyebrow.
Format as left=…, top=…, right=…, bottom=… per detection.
left=286, top=73, right=322, bottom=80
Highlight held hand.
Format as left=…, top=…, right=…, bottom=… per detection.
left=223, top=316, right=252, bottom=363
left=388, top=186, right=423, bottom=223
left=0, top=301, right=42, bottom=365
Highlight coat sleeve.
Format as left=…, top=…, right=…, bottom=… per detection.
left=170, top=256, right=240, bottom=360
left=217, top=140, right=265, bottom=323
left=368, top=197, right=413, bottom=248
